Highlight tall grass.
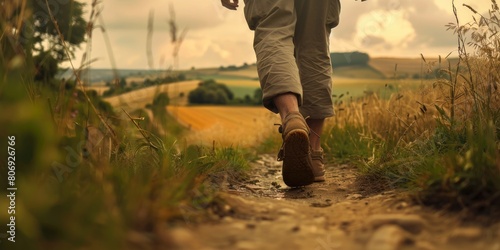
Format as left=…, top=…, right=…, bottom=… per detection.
left=323, top=0, right=500, bottom=211
left=0, top=1, right=250, bottom=249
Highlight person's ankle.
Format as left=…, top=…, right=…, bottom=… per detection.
left=274, top=93, right=300, bottom=120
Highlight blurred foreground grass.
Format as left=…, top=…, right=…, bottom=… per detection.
left=0, top=74, right=253, bottom=249
left=0, top=1, right=253, bottom=249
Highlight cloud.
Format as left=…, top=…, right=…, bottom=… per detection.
left=403, top=1, right=456, bottom=48
left=360, top=35, right=387, bottom=47
left=331, top=0, right=492, bottom=56
left=355, top=9, right=415, bottom=47
left=71, top=0, right=493, bottom=70
left=83, top=0, right=230, bottom=31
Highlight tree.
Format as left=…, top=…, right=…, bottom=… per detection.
left=34, top=50, right=58, bottom=82
left=31, top=0, right=86, bottom=62
left=330, top=52, right=370, bottom=67
left=119, top=78, right=127, bottom=89
left=253, top=88, right=263, bottom=105
left=153, top=92, right=170, bottom=107
left=188, top=88, right=205, bottom=104
left=187, top=79, right=234, bottom=105
left=27, top=1, right=87, bottom=81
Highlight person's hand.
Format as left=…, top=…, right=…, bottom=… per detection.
left=221, top=0, right=239, bottom=10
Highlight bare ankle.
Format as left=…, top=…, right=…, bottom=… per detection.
left=273, top=93, right=300, bottom=120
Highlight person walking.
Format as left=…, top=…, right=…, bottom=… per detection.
left=222, top=0, right=341, bottom=187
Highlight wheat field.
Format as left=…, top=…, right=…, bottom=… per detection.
left=167, top=105, right=279, bottom=147
left=103, top=80, right=200, bottom=110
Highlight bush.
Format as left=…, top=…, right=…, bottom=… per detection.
left=153, top=92, right=170, bottom=107
left=188, top=80, right=234, bottom=105
left=330, top=51, right=370, bottom=67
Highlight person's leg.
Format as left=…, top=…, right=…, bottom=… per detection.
left=243, top=0, right=314, bottom=187
left=307, top=119, right=324, bottom=150
left=294, top=0, right=341, bottom=181
left=274, top=93, right=299, bottom=120
left=243, top=0, right=302, bottom=114
left=294, top=0, right=340, bottom=122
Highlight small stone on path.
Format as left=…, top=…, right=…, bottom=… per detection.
left=277, top=208, right=296, bottom=215
left=347, top=194, right=364, bottom=200
left=448, top=227, right=483, bottom=242
left=368, top=214, right=427, bottom=234
left=367, top=225, right=411, bottom=250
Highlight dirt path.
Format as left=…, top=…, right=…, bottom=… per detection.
left=167, top=155, right=500, bottom=250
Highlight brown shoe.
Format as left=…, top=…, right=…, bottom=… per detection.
left=276, top=112, right=314, bottom=187
left=311, top=148, right=326, bottom=182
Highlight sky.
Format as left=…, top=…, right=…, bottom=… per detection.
left=67, top=0, right=494, bottom=70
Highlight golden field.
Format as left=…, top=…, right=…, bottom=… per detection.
left=167, top=105, right=280, bottom=147
left=97, top=57, right=434, bottom=147
left=103, top=80, right=200, bottom=111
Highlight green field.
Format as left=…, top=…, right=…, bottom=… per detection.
left=333, top=65, right=385, bottom=79
left=95, top=58, right=438, bottom=103
left=219, top=77, right=431, bottom=100
left=228, top=85, right=260, bottom=98
left=177, top=59, right=432, bottom=100
left=332, top=78, right=430, bottom=99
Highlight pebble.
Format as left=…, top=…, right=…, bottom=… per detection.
left=313, top=217, right=327, bottom=224
left=245, top=184, right=264, bottom=190
left=222, top=204, right=232, bottom=213
left=448, top=227, right=483, bottom=242
left=366, top=225, right=411, bottom=250
left=270, top=161, right=281, bottom=168
left=218, top=193, right=271, bottom=215
left=277, top=208, right=297, bottom=215
left=254, top=160, right=265, bottom=166
left=395, top=202, right=409, bottom=210
left=222, top=216, right=233, bottom=223
left=229, top=222, right=247, bottom=230
left=347, top=194, right=364, bottom=200
left=235, top=241, right=258, bottom=249
left=167, top=228, right=201, bottom=249
left=415, top=241, right=436, bottom=250
left=291, top=225, right=300, bottom=232
left=368, top=214, right=427, bottom=234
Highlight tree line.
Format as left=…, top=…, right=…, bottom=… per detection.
left=188, top=79, right=262, bottom=106
left=330, top=51, right=370, bottom=67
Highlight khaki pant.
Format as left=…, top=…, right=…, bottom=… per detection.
left=244, top=0, right=341, bottom=119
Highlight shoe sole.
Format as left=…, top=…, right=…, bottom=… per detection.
left=282, top=129, right=315, bottom=187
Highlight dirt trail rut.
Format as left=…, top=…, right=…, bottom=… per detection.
left=168, top=155, right=500, bottom=250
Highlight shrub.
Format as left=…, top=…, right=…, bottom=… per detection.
left=188, top=79, right=234, bottom=105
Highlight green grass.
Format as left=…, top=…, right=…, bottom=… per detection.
left=0, top=89, right=253, bottom=249
left=333, top=65, right=385, bottom=79
left=333, top=78, right=430, bottom=100
left=0, top=38, right=252, bottom=250
left=322, top=123, right=373, bottom=164
left=227, top=85, right=258, bottom=98
left=194, top=74, right=256, bottom=81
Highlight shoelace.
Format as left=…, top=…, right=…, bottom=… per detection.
left=274, top=123, right=285, bottom=161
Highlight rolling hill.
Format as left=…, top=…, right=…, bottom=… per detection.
left=92, top=55, right=440, bottom=145
left=91, top=55, right=440, bottom=112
